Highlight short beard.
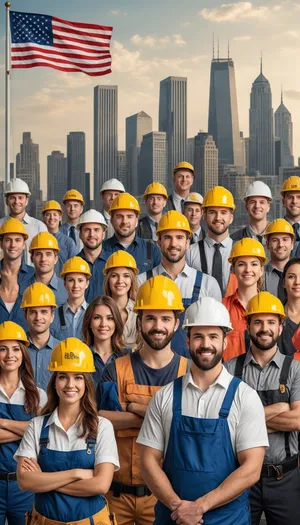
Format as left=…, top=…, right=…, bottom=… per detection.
left=189, top=349, right=223, bottom=371
left=84, top=242, right=102, bottom=251
left=162, top=251, right=185, bottom=264
left=249, top=332, right=279, bottom=351
left=141, top=329, right=174, bottom=351
left=208, top=224, right=228, bottom=236
left=114, top=227, right=136, bottom=239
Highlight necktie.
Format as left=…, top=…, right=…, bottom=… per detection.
left=293, top=223, right=300, bottom=242
left=273, top=269, right=286, bottom=303
left=257, top=234, right=263, bottom=244
left=69, top=225, right=77, bottom=244
left=181, top=199, right=185, bottom=213
left=212, top=243, right=223, bottom=295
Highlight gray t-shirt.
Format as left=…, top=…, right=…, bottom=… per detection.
left=225, top=349, right=300, bottom=464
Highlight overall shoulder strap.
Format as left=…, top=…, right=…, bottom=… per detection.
left=177, top=356, right=188, bottom=377
left=169, top=195, right=176, bottom=210
left=198, top=240, right=208, bottom=274
left=279, top=356, right=293, bottom=391
left=146, top=269, right=153, bottom=280
left=146, top=240, right=152, bottom=266
left=219, top=377, right=241, bottom=419
left=234, top=353, right=247, bottom=379
left=58, top=306, right=66, bottom=329
left=39, top=414, right=51, bottom=448
left=115, top=354, right=135, bottom=404
left=191, top=271, right=203, bottom=302
left=172, top=376, right=183, bottom=418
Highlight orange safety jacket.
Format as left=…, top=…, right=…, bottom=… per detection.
left=222, top=289, right=248, bottom=361
left=113, top=354, right=188, bottom=485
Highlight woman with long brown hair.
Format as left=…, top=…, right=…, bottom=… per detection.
left=16, top=338, right=119, bottom=525
left=0, top=321, right=46, bottom=525
left=82, top=295, right=125, bottom=391
left=279, top=257, right=300, bottom=355
left=103, top=251, right=139, bottom=348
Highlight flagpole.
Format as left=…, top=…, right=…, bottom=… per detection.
left=5, top=1, right=11, bottom=185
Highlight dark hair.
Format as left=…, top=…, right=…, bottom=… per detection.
left=137, top=310, right=180, bottom=322
left=82, top=295, right=125, bottom=353
left=103, top=267, right=138, bottom=301
left=282, top=257, right=300, bottom=283
left=41, top=372, right=98, bottom=439
left=0, top=342, right=40, bottom=414
left=186, top=326, right=227, bottom=339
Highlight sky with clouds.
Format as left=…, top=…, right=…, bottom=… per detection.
left=0, top=0, right=300, bottom=197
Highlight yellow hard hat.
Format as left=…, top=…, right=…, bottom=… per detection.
left=62, top=189, right=85, bottom=205
left=202, top=186, right=236, bottom=210
left=0, top=218, right=28, bottom=240
left=104, top=251, right=139, bottom=275
left=0, top=321, right=29, bottom=346
left=280, top=176, right=300, bottom=196
left=42, top=200, right=62, bottom=215
left=144, top=182, right=168, bottom=199
left=245, top=292, right=286, bottom=320
left=48, top=338, right=95, bottom=372
left=21, top=282, right=57, bottom=309
left=228, top=238, right=267, bottom=264
left=156, top=210, right=192, bottom=236
left=29, top=232, right=60, bottom=253
left=264, top=218, right=295, bottom=239
left=173, top=161, right=194, bottom=176
left=60, top=256, right=92, bottom=279
left=134, top=275, right=184, bottom=312
left=109, top=192, right=140, bottom=216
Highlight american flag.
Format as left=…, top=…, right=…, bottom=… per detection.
left=9, top=11, right=113, bottom=76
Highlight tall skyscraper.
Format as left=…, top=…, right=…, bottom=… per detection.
left=208, top=53, right=243, bottom=173
left=275, top=90, right=294, bottom=168
left=67, top=132, right=86, bottom=200
left=117, top=151, right=127, bottom=187
left=16, top=132, right=40, bottom=214
left=194, top=132, right=218, bottom=195
left=139, top=132, right=167, bottom=194
left=47, top=151, right=67, bottom=202
left=126, top=111, right=152, bottom=195
left=186, top=138, right=195, bottom=166
left=249, top=61, right=275, bottom=175
left=159, top=76, right=187, bottom=189
left=94, top=85, right=118, bottom=209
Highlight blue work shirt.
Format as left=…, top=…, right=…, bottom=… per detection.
left=91, top=348, right=123, bottom=394
left=77, top=248, right=108, bottom=303
left=53, top=230, right=78, bottom=275
left=0, top=259, right=34, bottom=294
left=27, top=334, right=60, bottom=391
left=0, top=294, right=27, bottom=331
left=60, top=223, right=83, bottom=252
left=103, top=234, right=161, bottom=273
left=50, top=301, right=88, bottom=341
left=26, top=272, right=68, bottom=306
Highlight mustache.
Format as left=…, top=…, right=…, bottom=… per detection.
left=256, top=331, right=273, bottom=337
left=193, top=347, right=216, bottom=354
left=148, top=330, right=168, bottom=336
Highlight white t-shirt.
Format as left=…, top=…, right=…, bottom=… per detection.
left=15, top=408, right=120, bottom=470
left=137, top=366, right=269, bottom=456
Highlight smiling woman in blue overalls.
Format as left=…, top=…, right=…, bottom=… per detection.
left=15, top=338, right=119, bottom=525
left=0, top=321, right=46, bottom=525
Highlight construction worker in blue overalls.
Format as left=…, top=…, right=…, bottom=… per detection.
left=15, top=338, right=119, bottom=525
left=0, top=321, right=46, bottom=525
left=138, top=297, right=269, bottom=525
left=138, top=211, right=222, bottom=357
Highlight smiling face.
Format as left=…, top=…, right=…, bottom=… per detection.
left=139, top=310, right=179, bottom=351
left=233, top=256, right=263, bottom=288
left=55, top=371, right=86, bottom=407
left=64, top=273, right=89, bottom=301
left=145, top=195, right=166, bottom=216
left=158, top=230, right=190, bottom=263
left=64, top=201, right=83, bottom=222
left=187, top=326, right=226, bottom=371
left=248, top=314, right=282, bottom=351
left=79, top=223, right=106, bottom=250
left=89, top=304, right=116, bottom=343
left=1, top=233, right=26, bottom=261
left=108, top=267, right=132, bottom=299
left=283, top=192, right=300, bottom=221
left=184, top=203, right=202, bottom=230
left=43, top=210, right=61, bottom=233
left=284, top=263, right=300, bottom=300
left=31, top=249, right=58, bottom=274
left=111, top=210, right=138, bottom=239
left=267, top=233, right=294, bottom=263
left=204, top=207, right=233, bottom=236
left=245, top=196, right=270, bottom=222
left=25, top=306, right=54, bottom=335
left=0, top=340, right=23, bottom=373
left=173, top=170, right=194, bottom=194
left=6, top=193, right=28, bottom=217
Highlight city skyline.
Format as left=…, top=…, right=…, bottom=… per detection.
left=1, top=0, right=300, bottom=196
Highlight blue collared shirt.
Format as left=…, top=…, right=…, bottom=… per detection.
left=103, top=234, right=161, bottom=273
left=0, top=259, right=34, bottom=294
left=53, top=231, right=78, bottom=275
left=27, top=272, right=68, bottom=306
left=27, top=334, right=60, bottom=391
left=60, top=223, right=83, bottom=252
left=0, top=294, right=27, bottom=331
left=50, top=301, right=88, bottom=341
left=91, top=348, right=123, bottom=392
left=77, top=248, right=108, bottom=303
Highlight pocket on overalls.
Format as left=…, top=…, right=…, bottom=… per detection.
left=174, top=431, right=217, bottom=472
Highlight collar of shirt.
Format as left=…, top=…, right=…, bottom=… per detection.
left=284, top=216, right=300, bottom=226
left=126, top=298, right=135, bottom=312
left=78, top=248, right=107, bottom=263
left=48, top=272, right=59, bottom=290
left=147, top=215, right=157, bottom=227
left=244, top=348, right=282, bottom=368
left=265, top=261, right=282, bottom=274
left=205, top=235, right=231, bottom=248
left=172, top=191, right=184, bottom=205
left=182, top=365, right=231, bottom=392
left=193, top=226, right=202, bottom=238
left=246, top=224, right=267, bottom=238
left=109, top=234, right=140, bottom=247
left=104, top=210, right=110, bottom=222
left=21, top=213, right=30, bottom=225
left=63, top=300, right=88, bottom=315
left=45, top=407, right=82, bottom=432
left=0, top=379, right=25, bottom=398
left=158, top=262, right=192, bottom=279
left=28, top=334, right=57, bottom=350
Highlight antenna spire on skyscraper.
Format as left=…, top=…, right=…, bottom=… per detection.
left=228, top=38, right=230, bottom=60
left=281, top=85, right=283, bottom=104
left=260, top=51, right=263, bottom=74
left=212, top=33, right=215, bottom=59
left=217, top=37, right=219, bottom=61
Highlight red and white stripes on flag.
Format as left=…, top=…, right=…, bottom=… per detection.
left=10, top=12, right=113, bottom=76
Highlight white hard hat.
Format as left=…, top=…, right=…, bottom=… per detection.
left=184, top=192, right=203, bottom=205
left=244, top=181, right=272, bottom=202
left=183, top=298, right=232, bottom=332
left=100, top=179, right=125, bottom=194
left=5, top=178, right=31, bottom=196
left=76, top=209, right=107, bottom=229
